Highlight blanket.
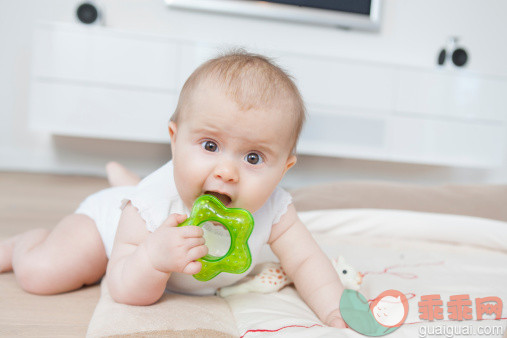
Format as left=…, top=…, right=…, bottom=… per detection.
left=87, top=276, right=238, bottom=337
left=228, top=209, right=507, bottom=337
left=87, top=209, right=507, bottom=337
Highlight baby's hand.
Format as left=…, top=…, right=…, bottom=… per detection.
left=143, top=214, right=208, bottom=275
left=325, top=308, right=348, bottom=329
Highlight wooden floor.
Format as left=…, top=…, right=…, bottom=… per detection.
left=0, top=172, right=109, bottom=337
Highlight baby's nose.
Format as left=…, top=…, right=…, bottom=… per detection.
left=213, top=161, right=239, bottom=183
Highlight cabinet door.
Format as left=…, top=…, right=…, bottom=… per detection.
left=32, top=23, right=179, bottom=90
left=395, top=69, right=507, bottom=121
left=29, top=81, right=176, bottom=143
left=387, top=116, right=505, bottom=168
left=29, top=23, right=179, bottom=142
left=278, top=54, right=396, bottom=113
left=299, top=107, right=388, bottom=160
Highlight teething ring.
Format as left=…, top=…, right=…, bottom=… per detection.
left=178, top=195, right=254, bottom=281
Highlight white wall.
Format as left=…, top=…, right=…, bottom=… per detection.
left=1, top=0, right=506, bottom=187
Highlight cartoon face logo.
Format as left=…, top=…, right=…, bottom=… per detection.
left=341, top=289, right=409, bottom=336
left=371, top=292, right=408, bottom=327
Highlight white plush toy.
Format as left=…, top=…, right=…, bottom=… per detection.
left=218, top=255, right=363, bottom=297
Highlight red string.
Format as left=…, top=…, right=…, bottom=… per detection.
left=240, top=323, right=324, bottom=337
left=241, top=260, right=504, bottom=336
left=362, top=260, right=445, bottom=279
left=240, top=317, right=507, bottom=337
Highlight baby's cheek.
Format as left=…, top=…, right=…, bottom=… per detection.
left=174, top=168, right=201, bottom=203
left=242, top=184, right=273, bottom=213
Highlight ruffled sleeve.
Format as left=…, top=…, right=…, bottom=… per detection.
left=269, top=186, right=293, bottom=225
left=120, top=161, right=187, bottom=232
left=251, top=186, right=292, bottom=234
left=248, top=186, right=293, bottom=259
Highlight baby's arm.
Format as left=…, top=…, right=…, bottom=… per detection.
left=106, top=202, right=207, bottom=305
left=269, top=204, right=346, bottom=328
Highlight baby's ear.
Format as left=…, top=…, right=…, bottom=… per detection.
left=168, top=121, right=178, bottom=142
left=168, top=121, right=178, bottom=155
left=283, top=155, right=297, bottom=175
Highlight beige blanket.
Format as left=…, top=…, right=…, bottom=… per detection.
left=86, top=277, right=238, bottom=337
left=87, top=181, right=507, bottom=336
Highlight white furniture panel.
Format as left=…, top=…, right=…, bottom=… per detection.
left=300, top=108, right=505, bottom=168
left=395, top=69, right=507, bottom=121
left=29, top=81, right=176, bottom=143
left=33, top=23, right=179, bottom=91
left=279, top=54, right=396, bottom=113
left=387, top=117, right=505, bottom=168
left=28, top=22, right=507, bottom=168
left=299, top=108, right=388, bottom=160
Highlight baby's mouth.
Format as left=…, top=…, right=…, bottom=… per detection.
left=204, top=191, right=232, bottom=207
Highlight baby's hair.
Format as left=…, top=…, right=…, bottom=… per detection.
left=170, top=49, right=306, bottom=153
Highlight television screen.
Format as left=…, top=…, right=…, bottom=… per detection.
left=259, top=0, right=372, bottom=16
left=167, top=0, right=382, bottom=31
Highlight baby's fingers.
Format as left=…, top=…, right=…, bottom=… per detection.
left=161, top=214, right=187, bottom=227
left=180, top=225, right=204, bottom=238
left=325, top=309, right=348, bottom=329
left=187, top=245, right=208, bottom=261
left=328, top=316, right=348, bottom=329
left=182, top=261, right=202, bottom=275
left=185, top=237, right=206, bottom=249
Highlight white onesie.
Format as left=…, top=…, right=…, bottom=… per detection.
left=75, top=161, right=292, bottom=295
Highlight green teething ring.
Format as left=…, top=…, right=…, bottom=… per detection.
left=178, top=195, right=254, bottom=281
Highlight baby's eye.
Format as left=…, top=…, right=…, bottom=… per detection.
left=245, top=152, right=263, bottom=165
left=202, top=140, right=218, bottom=152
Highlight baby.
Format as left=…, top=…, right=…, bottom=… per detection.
left=0, top=50, right=346, bottom=328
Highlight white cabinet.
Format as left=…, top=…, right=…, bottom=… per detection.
left=29, top=22, right=507, bottom=168
left=29, top=22, right=181, bottom=143
left=395, top=69, right=507, bottom=121
left=298, top=108, right=505, bottom=168
left=279, top=55, right=506, bottom=168
left=298, top=108, right=388, bottom=161
left=32, top=24, right=179, bottom=90
left=280, top=54, right=396, bottom=112
left=387, top=117, right=505, bottom=167
left=30, top=81, right=176, bottom=142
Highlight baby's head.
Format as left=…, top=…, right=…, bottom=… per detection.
left=169, top=50, right=305, bottom=213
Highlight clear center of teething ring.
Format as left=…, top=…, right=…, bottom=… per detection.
left=201, top=221, right=231, bottom=259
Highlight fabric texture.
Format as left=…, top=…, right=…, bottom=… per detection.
left=291, top=180, right=507, bottom=222
left=86, top=276, right=238, bottom=338
left=86, top=180, right=507, bottom=337
left=227, top=209, right=507, bottom=337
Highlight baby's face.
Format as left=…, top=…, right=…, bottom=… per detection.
left=169, top=83, right=296, bottom=214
